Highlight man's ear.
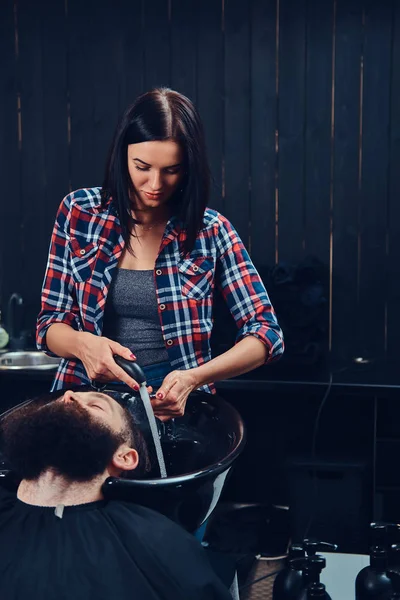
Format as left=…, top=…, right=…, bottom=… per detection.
left=111, top=446, right=139, bottom=473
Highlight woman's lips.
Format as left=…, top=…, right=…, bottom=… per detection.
left=143, top=191, right=163, bottom=199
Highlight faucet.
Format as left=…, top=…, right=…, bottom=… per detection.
left=7, top=293, right=25, bottom=350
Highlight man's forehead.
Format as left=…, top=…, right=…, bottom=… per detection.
left=57, top=391, right=125, bottom=416
left=85, top=392, right=124, bottom=410
left=89, top=392, right=113, bottom=402
left=91, top=392, right=128, bottom=418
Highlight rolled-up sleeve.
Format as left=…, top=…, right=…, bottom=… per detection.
left=215, top=216, right=284, bottom=363
left=36, top=195, right=82, bottom=356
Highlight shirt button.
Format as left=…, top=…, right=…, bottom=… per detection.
left=192, top=265, right=199, bottom=272
left=156, top=269, right=162, bottom=275
left=166, top=339, right=173, bottom=346
left=79, top=249, right=86, bottom=256
left=160, top=304, right=166, bottom=311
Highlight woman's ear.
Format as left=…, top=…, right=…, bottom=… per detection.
left=112, top=446, right=139, bottom=473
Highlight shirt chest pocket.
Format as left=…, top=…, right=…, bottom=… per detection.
left=70, top=237, right=99, bottom=283
left=178, top=256, right=214, bottom=300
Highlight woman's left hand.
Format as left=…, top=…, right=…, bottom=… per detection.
left=151, top=369, right=199, bottom=421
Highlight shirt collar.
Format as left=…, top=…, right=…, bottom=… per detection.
left=98, top=196, right=184, bottom=250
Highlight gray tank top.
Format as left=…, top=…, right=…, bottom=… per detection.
left=102, top=269, right=169, bottom=367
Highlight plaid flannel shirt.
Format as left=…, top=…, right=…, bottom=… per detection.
left=37, top=187, right=284, bottom=392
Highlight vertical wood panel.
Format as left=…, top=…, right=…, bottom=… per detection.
left=358, top=0, right=392, bottom=360
left=68, top=0, right=121, bottom=190
left=0, top=1, right=20, bottom=223
left=18, top=0, right=47, bottom=327
left=41, top=0, right=69, bottom=241
left=68, top=0, right=99, bottom=188
left=331, top=0, right=363, bottom=362
left=304, top=0, right=334, bottom=266
left=171, top=0, right=197, bottom=102
left=90, top=0, right=122, bottom=182
left=196, top=0, right=224, bottom=213
left=143, top=0, right=170, bottom=90
left=224, top=0, right=251, bottom=246
left=387, top=0, right=400, bottom=357
left=119, top=0, right=144, bottom=111
left=250, top=0, right=278, bottom=269
left=27, top=0, right=69, bottom=327
left=277, top=0, right=307, bottom=262
left=0, top=0, right=22, bottom=312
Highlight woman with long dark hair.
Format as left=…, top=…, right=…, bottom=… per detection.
left=37, top=88, right=283, bottom=420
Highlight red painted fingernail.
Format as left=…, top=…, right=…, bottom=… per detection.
left=130, top=354, right=136, bottom=360
left=157, top=393, right=163, bottom=399
left=134, top=385, right=140, bottom=391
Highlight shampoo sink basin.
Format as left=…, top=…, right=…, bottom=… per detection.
left=0, top=351, right=60, bottom=371
left=0, top=387, right=246, bottom=533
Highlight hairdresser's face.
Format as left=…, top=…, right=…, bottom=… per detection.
left=127, top=140, right=184, bottom=211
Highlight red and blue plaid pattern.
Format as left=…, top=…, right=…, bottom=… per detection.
left=37, top=188, right=284, bottom=392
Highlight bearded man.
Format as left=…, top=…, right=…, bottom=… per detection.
left=0, top=389, right=231, bottom=600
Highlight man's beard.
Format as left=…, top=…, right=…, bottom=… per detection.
left=0, top=399, right=125, bottom=482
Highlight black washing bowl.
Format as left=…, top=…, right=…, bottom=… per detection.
left=0, top=387, right=246, bottom=533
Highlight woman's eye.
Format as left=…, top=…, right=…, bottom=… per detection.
left=135, top=166, right=148, bottom=172
left=165, top=169, right=180, bottom=175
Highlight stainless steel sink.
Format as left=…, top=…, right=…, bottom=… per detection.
left=0, top=351, right=60, bottom=371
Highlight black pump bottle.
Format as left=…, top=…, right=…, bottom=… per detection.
left=307, top=583, right=329, bottom=599
left=355, top=546, right=393, bottom=599
left=296, top=556, right=332, bottom=600
left=388, top=570, right=400, bottom=599
left=272, top=544, right=306, bottom=600
left=355, top=523, right=397, bottom=600
left=272, top=540, right=337, bottom=600
left=301, top=540, right=337, bottom=595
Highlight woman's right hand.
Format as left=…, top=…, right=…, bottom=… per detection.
left=75, top=332, right=144, bottom=391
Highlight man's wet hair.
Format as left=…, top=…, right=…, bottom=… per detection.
left=116, top=400, right=152, bottom=477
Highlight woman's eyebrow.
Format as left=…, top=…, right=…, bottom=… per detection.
left=133, top=157, right=182, bottom=169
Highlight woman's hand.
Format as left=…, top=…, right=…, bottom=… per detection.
left=76, top=332, right=146, bottom=391
left=151, top=370, right=199, bottom=421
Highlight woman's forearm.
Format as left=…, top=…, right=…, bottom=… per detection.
left=190, top=336, right=268, bottom=388
left=45, top=323, right=86, bottom=359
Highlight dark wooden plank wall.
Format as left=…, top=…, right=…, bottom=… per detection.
left=0, top=0, right=22, bottom=318
left=0, top=0, right=398, bottom=367
left=331, top=0, right=364, bottom=363
left=278, top=0, right=307, bottom=264
left=387, top=1, right=400, bottom=359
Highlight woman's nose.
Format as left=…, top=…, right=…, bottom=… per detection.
left=149, top=171, right=162, bottom=191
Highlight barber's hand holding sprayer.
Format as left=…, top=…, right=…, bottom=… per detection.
left=76, top=331, right=196, bottom=420
left=74, top=331, right=154, bottom=394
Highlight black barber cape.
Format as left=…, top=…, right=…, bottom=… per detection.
left=0, top=486, right=231, bottom=600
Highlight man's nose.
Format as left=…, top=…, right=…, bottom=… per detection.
left=62, top=390, right=76, bottom=404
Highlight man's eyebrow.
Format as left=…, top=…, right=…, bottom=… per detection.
left=91, top=393, right=114, bottom=409
left=94, top=393, right=125, bottom=417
